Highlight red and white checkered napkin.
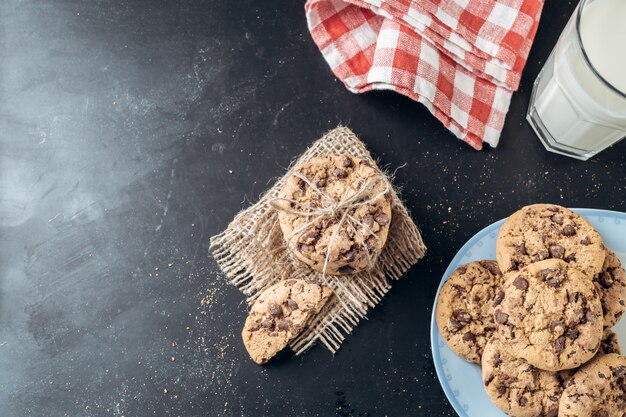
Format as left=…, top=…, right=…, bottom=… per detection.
left=305, top=0, right=544, bottom=150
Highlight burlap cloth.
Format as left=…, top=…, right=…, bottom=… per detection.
left=210, top=126, right=426, bottom=354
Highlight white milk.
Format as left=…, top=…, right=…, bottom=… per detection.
left=581, top=0, right=626, bottom=94
left=530, top=0, right=626, bottom=153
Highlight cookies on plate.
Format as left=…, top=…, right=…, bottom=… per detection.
left=482, top=336, right=564, bottom=417
left=242, top=279, right=333, bottom=364
left=559, top=353, right=626, bottom=417
left=275, top=155, right=391, bottom=275
left=495, top=259, right=604, bottom=371
left=593, top=248, right=626, bottom=327
left=436, top=260, right=502, bottom=363
left=496, top=204, right=605, bottom=277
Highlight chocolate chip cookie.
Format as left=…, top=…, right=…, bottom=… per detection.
left=593, top=248, right=626, bottom=327
left=495, top=259, right=604, bottom=371
left=482, top=336, right=564, bottom=417
left=275, top=155, right=391, bottom=275
left=496, top=204, right=605, bottom=278
left=436, top=260, right=502, bottom=364
left=242, top=279, right=333, bottom=364
left=559, top=353, right=626, bottom=417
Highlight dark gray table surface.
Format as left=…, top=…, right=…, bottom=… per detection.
left=0, top=1, right=624, bottom=416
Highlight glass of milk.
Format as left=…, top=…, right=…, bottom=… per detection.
left=527, top=0, right=626, bottom=160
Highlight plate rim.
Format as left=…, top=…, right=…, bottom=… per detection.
left=429, top=208, right=626, bottom=417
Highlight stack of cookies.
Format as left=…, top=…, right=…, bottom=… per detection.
left=242, top=154, right=393, bottom=364
left=436, top=204, right=626, bottom=417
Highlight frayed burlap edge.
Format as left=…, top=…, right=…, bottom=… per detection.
left=209, top=126, right=426, bottom=354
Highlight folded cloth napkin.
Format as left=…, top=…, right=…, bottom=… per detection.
left=305, top=0, right=544, bottom=150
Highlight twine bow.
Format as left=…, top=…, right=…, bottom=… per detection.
left=270, top=170, right=390, bottom=276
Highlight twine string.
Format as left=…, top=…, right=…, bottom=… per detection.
left=269, top=170, right=390, bottom=276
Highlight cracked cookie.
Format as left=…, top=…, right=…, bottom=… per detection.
left=495, top=259, right=604, bottom=371
left=275, top=155, right=391, bottom=275
left=496, top=204, right=605, bottom=278
left=559, top=353, right=626, bottom=417
left=593, top=248, right=626, bottom=328
left=436, top=260, right=503, bottom=364
left=482, top=336, right=564, bottom=417
left=242, top=279, right=333, bottom=364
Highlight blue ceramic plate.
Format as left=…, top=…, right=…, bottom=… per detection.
left=430, top=208, right=626, bottom=417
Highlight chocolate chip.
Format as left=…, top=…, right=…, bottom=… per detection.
left=599, top=271, right=615, bottom=288
left=493, top=291, right=505, bottom=306
left=297, top=178, right=306, bottom=190
left=248, top=322, right=261, bottom=332
left=586, top=310, right=595, bottom=322
left=342, top=157, right=353, bottom=168
left=462, top=332, right=475, bottom=342
left=333, top=168, right=348, bottom=178
left=343, top=248, right=357, bottom=262
left=549, top=395, right=559, bottom=402
left=550, top=321, right=565, bottom=333
left=562, top=224, right=576, bottom=236
left=473, top=294, right=481, bottom=302
left=338, top=265, right=355, bottom=275
left=518, top=242, right=528, bottom=255
left=581, top=236, right=591, bottom=245
left=546, top=277, right=563, bottom=288
left=374, top=212, right=389, bottom=226
left=532, top=249, right=549, bottom=262
left=555, top=336, right=566, bottom=353
left=512, top=277, right=529, bottom=291
left=457, top=266, right=468, bottom=275
left=568, top=292, right=580, bottom=303
left=276, top=319, right=291, bottom=331
left=493, top=353, right=502, bottom=368
left=564, top=253, right=577, bottom=263
left=453, top=310, right=472, bottom=323
left=540, top=268, right=564, bottom=288
left=479, top=260, right=500, bottom=276
left=449, top=317, right=463, bottom=332
left=498, top=384, right=507, bottom=395
left=365, top=236, right=377, bottom=248
left=315, top=176, right=327, bottom=187
left=260, top=320, right=274, bottom=330
left=566, top=328, right=580, bottom=340
left=549, top=244, right=565, bottom=259
left=614, top=366, right=626, bottom=377
left=286, top=299, right=299, bottom=310
left=362, top=214, right=375, bottom=229
left=267, top=303, right=283, bottom=318
left=591, top=410, right=608, bottom=417
left=519, top=396, right=527, bottom=407
left=495, top=310, right=509, bottom=324
left=284, top=280, right=296, bottom=287
left=511, top=259, right=522, bottom=271
left=547, top=206, right=559, bottom=212
left=551, top=214, right=564, bottom=225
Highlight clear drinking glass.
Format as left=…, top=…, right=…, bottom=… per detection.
left=527, top=0, right=626, bottom=160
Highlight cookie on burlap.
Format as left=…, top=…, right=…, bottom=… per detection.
left=275, top=155, right=391, bottom=275
left=482, top=336, right=564, bottom=417
left=495, top=259, right=604, bottom=371
left=436, top=260, right=502, bottom=364
left=593, top=248, right=626, bottom=327
left=496, top=204, right=605, bottom=277
left=242, top=279, right=333, bottom=364
left=559, top=353, right=626, bottom=417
